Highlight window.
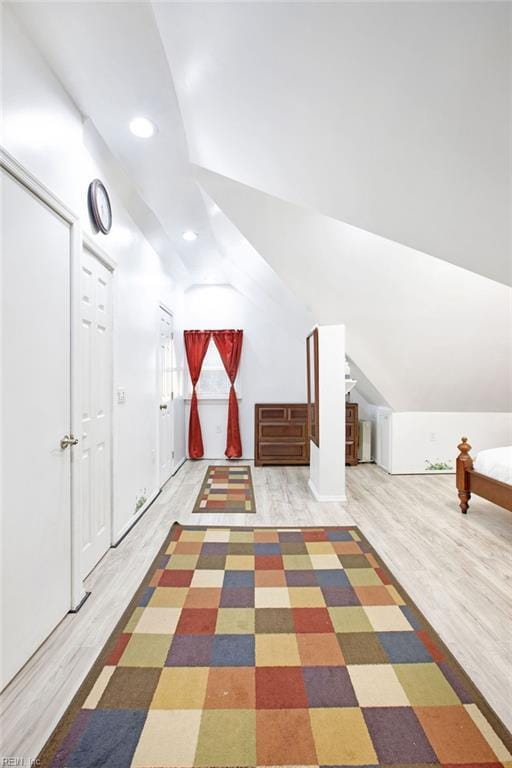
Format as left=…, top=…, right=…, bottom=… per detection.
left=187, top=342, right=241, bottom=399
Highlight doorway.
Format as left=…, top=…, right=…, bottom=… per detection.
left=1, top=163, right=74, bottom=688
left=78, top=239, right=114, bottom=578
left=158, top=306, right=174, bottom=487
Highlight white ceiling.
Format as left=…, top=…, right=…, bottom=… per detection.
left=8, top=1, right=511, bottom=411
left=14, top=1, right=511, bottom=288
left=154, top=1, right=511, bottom=286
left=198, top=166, right=512, bottom=412
left=10, top=0, right=229, bottom=285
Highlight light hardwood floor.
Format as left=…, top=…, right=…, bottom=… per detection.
left=1, top=461, right=511, bottom=762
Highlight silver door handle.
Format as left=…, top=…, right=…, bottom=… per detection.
left=60, top=434, right=79, bottom=449
left=160, top=404, right=168, bottom=410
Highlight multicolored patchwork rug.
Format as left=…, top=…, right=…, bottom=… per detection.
left=192, top=465, right=256, bottom=513
left=39, top=525, right=512, bottom=767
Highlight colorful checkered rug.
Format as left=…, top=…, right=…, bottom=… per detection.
left=40, top=525, right=512, bottom=767
left=192, top=465, right=256, bottom=513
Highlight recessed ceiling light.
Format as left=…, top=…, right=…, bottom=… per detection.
left=182, top=230, right=198, bottom=241
left=129, top=116, right=156, bottom=138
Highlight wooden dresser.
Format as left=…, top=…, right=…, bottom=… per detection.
left=254, top=404, right=309, bottom=466
left=346, top=402, right=359, bottom=466
left=254, top=402, right=358, bottom=467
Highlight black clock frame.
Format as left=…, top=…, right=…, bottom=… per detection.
left=88, top=178, right=112, bottom=235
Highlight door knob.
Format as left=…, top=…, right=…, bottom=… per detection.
left=60, top=434, right=79, bottom=449
left=160, top=404, right=168, bottom=410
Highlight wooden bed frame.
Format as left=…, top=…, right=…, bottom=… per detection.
left=456, top=437, right=512, bottom=514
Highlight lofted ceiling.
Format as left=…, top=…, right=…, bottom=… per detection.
left=197, top=166, right=512, bottom=412
left=9, top=0, right=314, bottom=332
left=7, top=1, right=512, bottom=412
left=10, top=0, right=228, bottom=285
left=154, top=1, right=511, bottom=286
left=13, top=1, right=511, bottom=289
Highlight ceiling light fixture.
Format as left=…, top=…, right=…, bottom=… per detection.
left=182, top=230, right=198, bottom=241
left=129, top=116, right=156, bottom=138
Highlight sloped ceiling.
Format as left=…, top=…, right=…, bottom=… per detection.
left=153, top=1, right=511, bottom=286
left=9, top=1, right=226, bottom=284
left=8, top=1, right=512, bottom=413
left=199, top=188, right=314, bottom=342
left=8, top=0, right=311, bottom=370
left=197, top=167, right=512, bottom=412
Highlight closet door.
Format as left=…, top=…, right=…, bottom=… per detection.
left=79, top=245, right=113, bottom=578
left=1, top=169, right=72, bottom=689
left=158, top=307, right=174, bottom=487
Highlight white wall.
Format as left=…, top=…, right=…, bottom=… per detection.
left=349, top=389, right=377, bottom=424
left=156, top=2, right=511, bottom=285
left=309, top=325, right=346, bottom=502
left=344, top=393, right=512, bottom=474
left=348, top=388, right=378, bottom=462
left=198, top=167, right=512, bottom=415
left=389, top=412, right=512, bottom=475
left=2, top=7, right=185, bottom=542
left=355, top=400, right=512, bottom=475
left=184, top=284, right=307, bottom=458
left=375, top=408, right=393, bottom=472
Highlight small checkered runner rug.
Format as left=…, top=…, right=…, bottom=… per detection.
left=192, top=465, right=256, bottom=513
left=39, top=524, right=512, bottom=767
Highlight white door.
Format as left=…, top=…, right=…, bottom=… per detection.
left=79, top=245, right=113, bottom=578
left=1, top=169, right=72, bottom=689
left=158, top=308, right=174, bottom=486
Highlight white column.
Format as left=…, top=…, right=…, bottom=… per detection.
left=308, top=324, right=346, bottom=501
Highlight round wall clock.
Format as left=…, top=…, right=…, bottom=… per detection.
left=88, top=179, right=112, bottom=234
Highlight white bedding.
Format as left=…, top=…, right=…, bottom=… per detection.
left=473, top=446, right=512, bottom=484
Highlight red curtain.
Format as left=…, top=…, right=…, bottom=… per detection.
left=184, top=331, right=212, bottom=459
left=213, top=330, right=243, bottom=459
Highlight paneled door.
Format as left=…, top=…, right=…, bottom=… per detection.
left=1, top=168, right=72, bottom=689
left=79, top=244, right=113, bottom=578
left=158, top=307, right=174, bottom=487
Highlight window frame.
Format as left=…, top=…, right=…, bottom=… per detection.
left=185, top=341, right=242, bottom=401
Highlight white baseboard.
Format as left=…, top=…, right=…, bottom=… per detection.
left=389, top=469, right=455, bottom=476
left=308, top=478, right=347, bottom=503
left=195, top=456, right=254, bottom=461
left=112, top=487, right=161, bottom=546
left=171, top=457, right=186, bottom=476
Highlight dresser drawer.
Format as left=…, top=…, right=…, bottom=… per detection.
left=255, top=403, right=309, bottom=466
left=260, top=423, right=306, bottom=440
left=259, top=441, right=309, bottom=463
left=257, top=406, right=288, bottom=421
left=346, top=405, right=357, bottom=423
left=288, top=405, right=308, bottom=421
left=346, top=442, right=358, bottom=465
left=345, top=403, right=359, bottom=465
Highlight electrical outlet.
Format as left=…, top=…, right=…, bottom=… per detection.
left=429, top=432, right=436, bottom=442
left=117, top=387, right=126, bottom=405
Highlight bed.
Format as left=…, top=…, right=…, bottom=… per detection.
left=456, top=437, right=512, bottom=513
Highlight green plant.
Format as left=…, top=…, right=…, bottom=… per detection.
left=425, top=459, right=453, bottom=471
left=135, top=494, right=147, bottom=513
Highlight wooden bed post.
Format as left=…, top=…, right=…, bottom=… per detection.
left=456, top=437, right=473, bottom=514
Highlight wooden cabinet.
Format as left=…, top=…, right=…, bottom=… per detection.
left=255, top=402, right=358, bottom=467
left=346, top=403, right=359, bottom=466
left=254, top=404, right=309, bottom=466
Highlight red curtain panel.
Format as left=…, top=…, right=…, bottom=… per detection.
left=184, top=330, right=212, bottom=459
left=213, top=330, right=243, bottom=459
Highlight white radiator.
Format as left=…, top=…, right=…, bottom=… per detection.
left=359, top=420, right=372, bottom=462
